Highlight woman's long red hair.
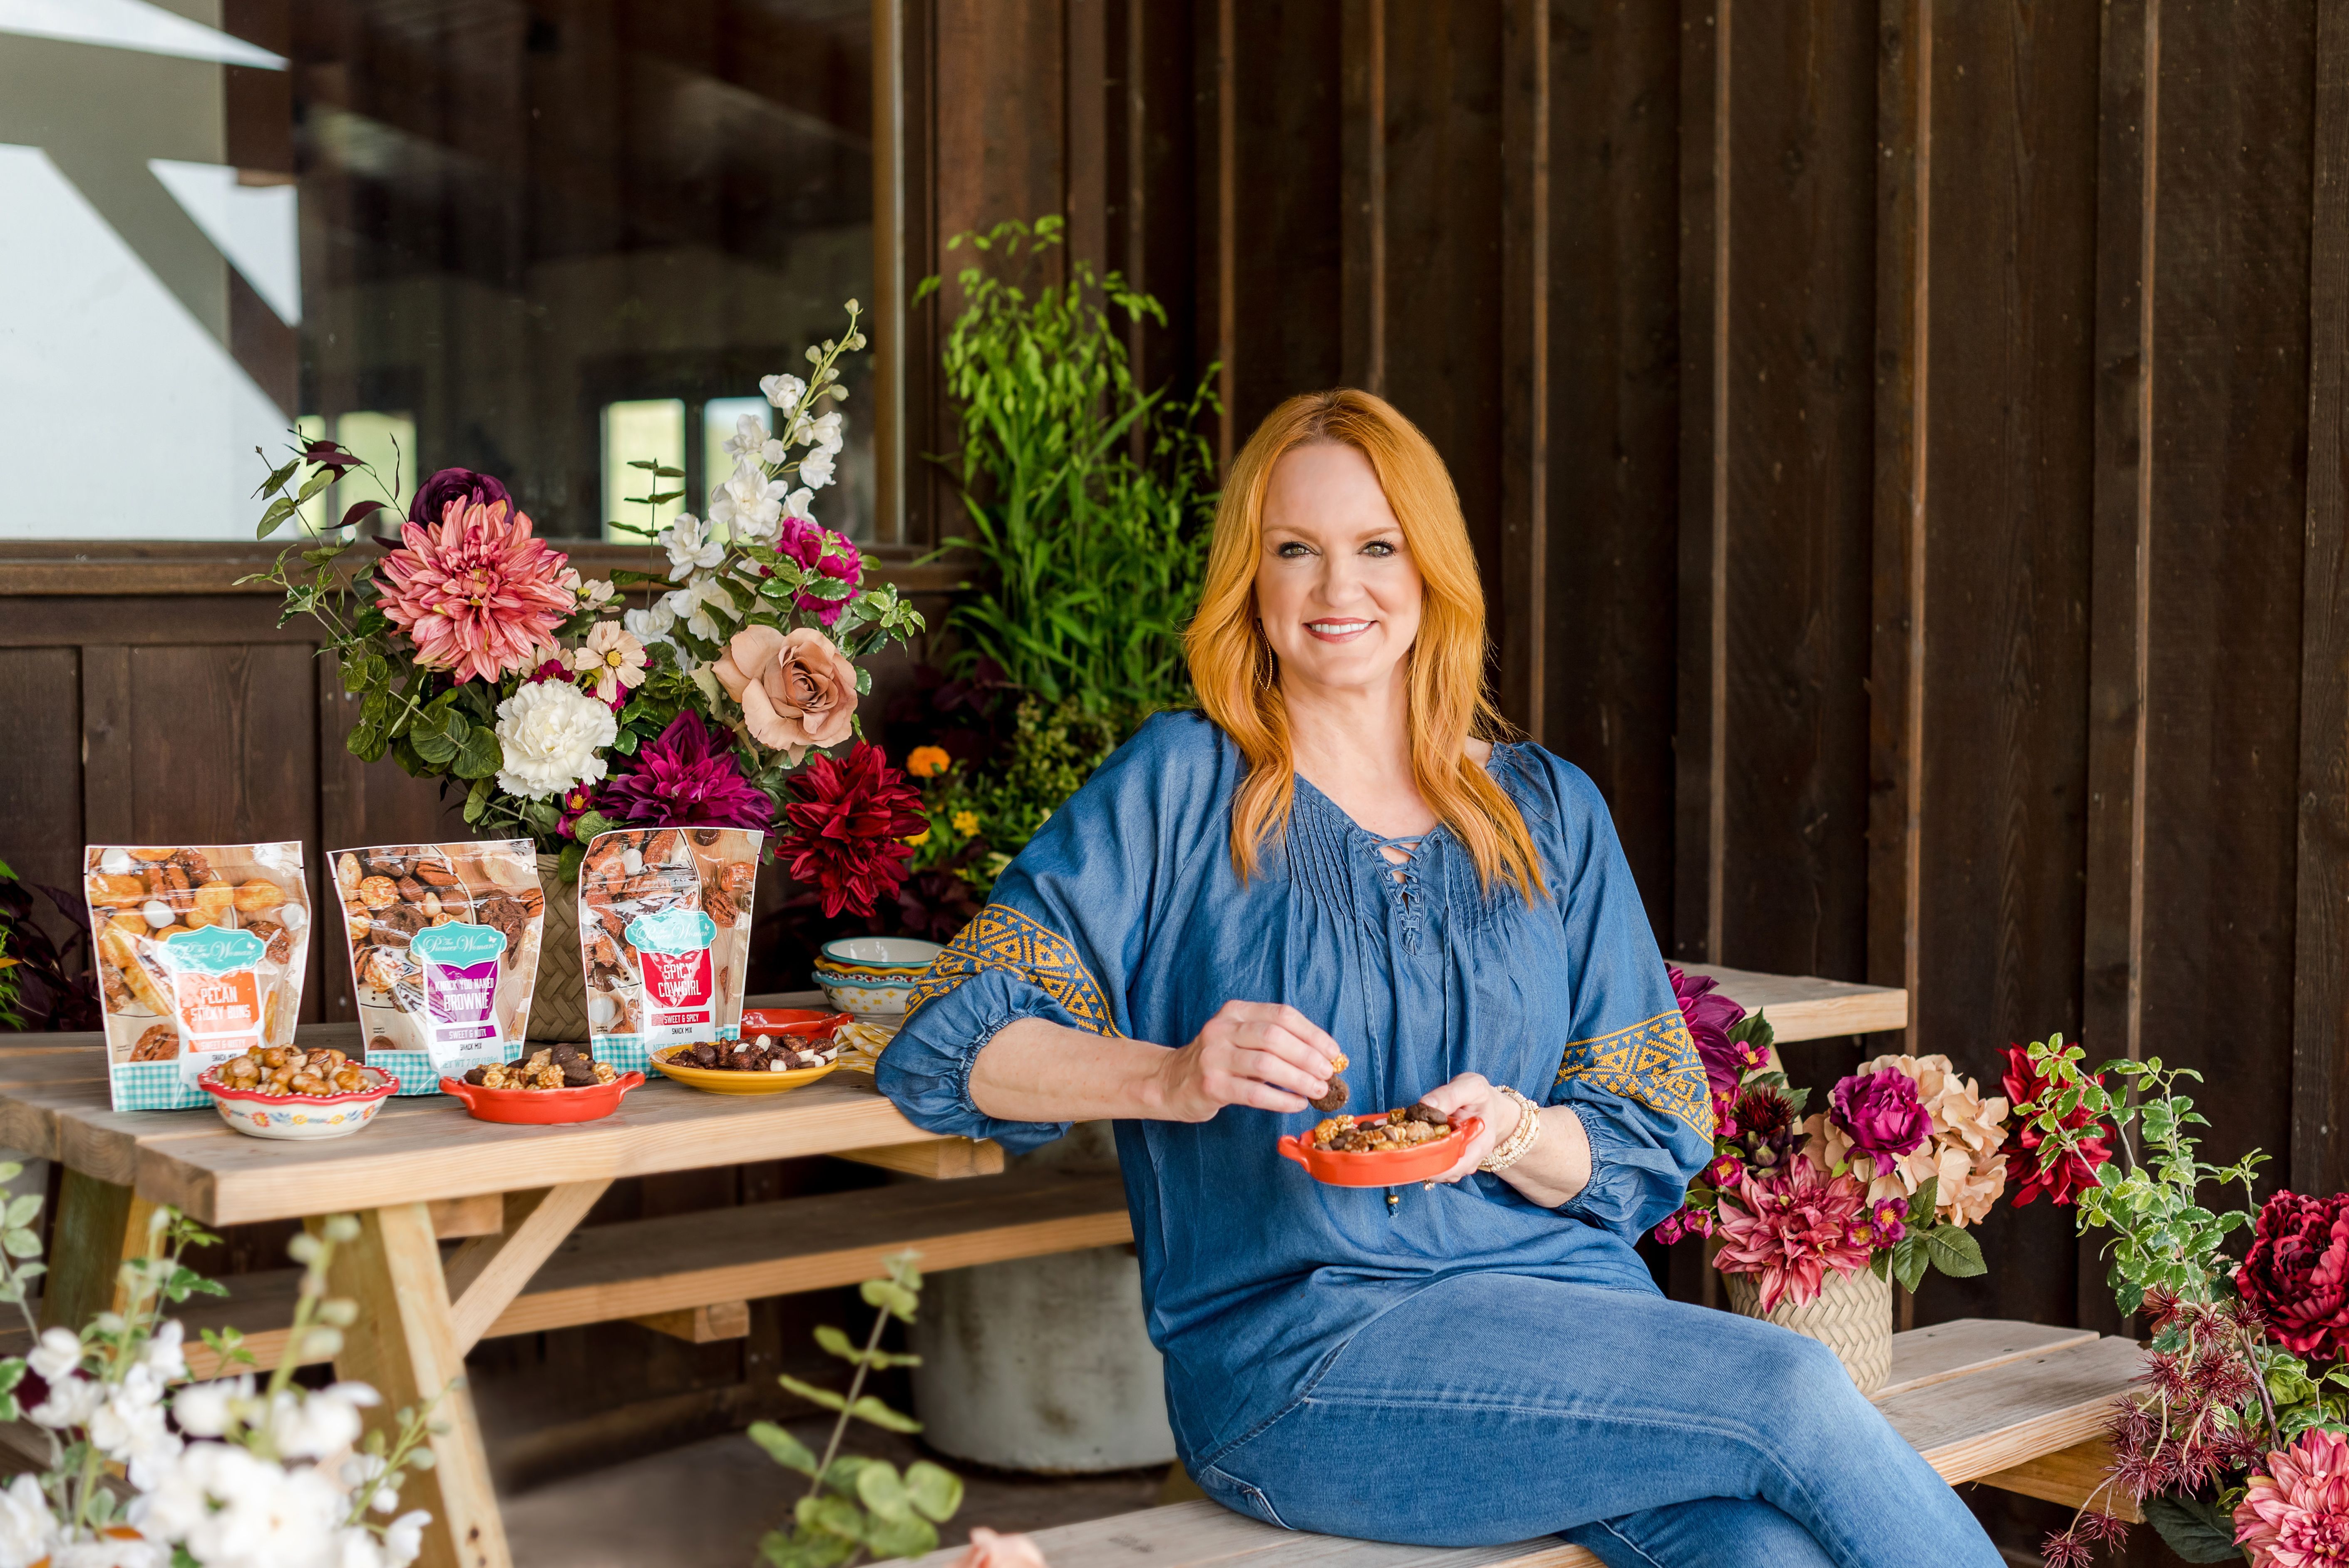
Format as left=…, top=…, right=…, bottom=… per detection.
left=1182, top=390, right=1543, bottom=898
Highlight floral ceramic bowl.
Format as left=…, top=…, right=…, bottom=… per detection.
left=811, top=936, right=941, bottom=1021
left=198, top=1064, right=400, bottom=1141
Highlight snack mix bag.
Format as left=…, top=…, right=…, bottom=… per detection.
left=84, top=843, right=311, bottom=1111
left=329, top=841, right=545, bottom=1094
left=577, top=827, right=761, bottom=1075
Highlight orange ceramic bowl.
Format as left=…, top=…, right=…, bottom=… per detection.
left=1276, top=1114, right=1484, bottom=1187
left=439, top=1071, right=645, bottom=1124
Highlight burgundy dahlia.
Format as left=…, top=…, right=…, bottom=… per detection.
left=2236, top=1190, right=2349, bottom=1360
left=1829, top=1067, right=1932, bottom=1162
left=1730, top=1082, right=1803, bottom=1173
left=2000, top=1045, right=2116, bottom=1206
left=775, top=741, right=926, bottom=918
left=596, top=711, right=775, bottom=832
left=1671, top=965, right=1757, bottom=1129
left=408, top=466, right=514, bottom=528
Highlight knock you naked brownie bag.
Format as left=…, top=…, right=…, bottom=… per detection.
left=328, top=840, right=545, bottom=1094
left=576, top=826, right=761, bottom=1075
left=83, top=843, right=311, bottom=1111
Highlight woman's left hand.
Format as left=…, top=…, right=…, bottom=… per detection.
left=1415, top=1072, right=1522, bottom=1184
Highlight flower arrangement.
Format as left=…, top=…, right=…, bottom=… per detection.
left=0, top=1170, right=441, bottom=1568
left=245, top=304, right=927, bottom=911
left=2004, top=1035, right=2349, bottom=1567
left=1649, top=969, right=2004, bottom=1307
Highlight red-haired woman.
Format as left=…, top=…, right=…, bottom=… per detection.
left=879, top=392, right=1997, bottom=1567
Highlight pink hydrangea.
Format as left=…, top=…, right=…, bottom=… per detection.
left=2236, top=1428, right=2349, bottom=1567
left=375, top=495, right=571, bottom=684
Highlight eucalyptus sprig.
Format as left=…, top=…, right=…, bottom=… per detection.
left=748, top=1251, right=963, bottom=1568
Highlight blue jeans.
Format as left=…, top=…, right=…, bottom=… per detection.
left=1187, top=1273, right=2001, bottom=1567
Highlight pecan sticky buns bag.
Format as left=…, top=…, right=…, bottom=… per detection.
left=576, top=827, right=761, bottom=1074
left=328, top=840, right=544, bottom=1092
left=83, top=843, right=311, bottom=1110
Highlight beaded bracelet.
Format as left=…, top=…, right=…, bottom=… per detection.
left=1479, top=1085, right=1545, bottom=1173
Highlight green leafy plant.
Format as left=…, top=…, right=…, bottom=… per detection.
left=749, top=1251, right=963, bottom=1567
left=910, top=695, right=1124, bottom=890
left=917, top=215, right=1219, bottom=719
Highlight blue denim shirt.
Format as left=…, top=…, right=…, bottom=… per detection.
left=877, top=712, right=1711, bottom=1465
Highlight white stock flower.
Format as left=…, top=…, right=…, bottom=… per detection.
left=797, top=444, right=837, bottom=490
left=132, top=1443, right=345, bottom=1568
left=708, top=461, right=787, bottom=542
left=760, top=372, right=806, bottom=414
left=658, top=514, right=724, bottom=576
left=267, top=1383, right=378, bottom=1462
left=805, top=409, right=844, bottom=454
left=140, top=1320, right=186, bottom=1382
left=492, top=680, right=617, bottom=801
left=382, top=1510, right=430, bottom=1567
left=29, top=1374, right=99, bottom=1430
left=27, top=1328, right=80, bottom=1383
left=783, top=487, right=817, bottom=525
left=0, top=1472, right=57, bottom=1568
left=47, top=1538, right=162, bottom=1568
left=723, top=413, right=786, bottom=469
left=662, top=579, right=735, bottom=643
left=622, top=601, right=675, bottom=648
left=172, top=1374, right=253, bottom=1439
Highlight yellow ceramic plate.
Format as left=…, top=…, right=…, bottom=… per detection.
left=650, top=1045, right=842, bottom=1096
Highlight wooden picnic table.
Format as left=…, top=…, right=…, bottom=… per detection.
left=0, top=967, right=1906, bottom=1568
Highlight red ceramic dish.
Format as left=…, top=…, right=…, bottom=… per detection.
left=438, top=1071, right=646, bottom=1125
left=1276, top=1114, right=1484, bottom=1187
left=740, top=1008, right=853, bottom=1041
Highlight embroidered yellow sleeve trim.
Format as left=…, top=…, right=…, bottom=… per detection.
left=905, top=903, right=1122, bottom=1037
left=1554, top=1009, right=1714, bottom=1138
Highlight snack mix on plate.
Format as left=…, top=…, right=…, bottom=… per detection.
left=215, top=1046, right=371, bottom=1098
left=465, top=1042, right=618, bottom=1090
left=1309, top=1103, right=1452, bottom=1153
left=673, top=1034, right=840, bottom=1073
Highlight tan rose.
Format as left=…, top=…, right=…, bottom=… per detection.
left=713, top=625, right=858, bottom=760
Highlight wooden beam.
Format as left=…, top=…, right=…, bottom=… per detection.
left=443, top=1181, right=612, bottom=1355
left=1675, top=964, right=1908, bottom=1042
left=427, top=1193, right=504, bottom=1240
left=1974, top=1437, right=2139, bottom=1521
left=39, top=1170, right=157, bottom=1332
left=629, top=1301, right=751, bottom=1344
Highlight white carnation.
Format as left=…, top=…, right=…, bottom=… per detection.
left=493, top=680, right=616, bottom=801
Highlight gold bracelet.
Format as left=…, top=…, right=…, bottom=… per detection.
left=1479, top=1085, right=1544, bottom=1173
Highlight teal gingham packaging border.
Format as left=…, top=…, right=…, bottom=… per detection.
left=110, top=1062, right=210, bottom=1113
left=591, top=1025, right=738, bottom=1078
left=358, top=1049, right=444, bottom=1097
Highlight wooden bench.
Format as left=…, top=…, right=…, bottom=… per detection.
left=884, top=1320, right=2142, bottom=1567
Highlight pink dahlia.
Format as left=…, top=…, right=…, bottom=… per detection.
left=2236, top=1428, right=2349, bottom=1567
left=376, top=495, right=572, bottom=684
left=596, top=711, right=774, bottom=832
left=1713, top=1158, right=1873, bottom=1312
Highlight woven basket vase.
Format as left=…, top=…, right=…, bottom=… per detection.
left=528, top=854, right=588, bottom=1044
left=1722, top=1265, right=1893, bottom=1394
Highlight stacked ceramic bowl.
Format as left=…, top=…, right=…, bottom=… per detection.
left=811, top=936, right=943, bottom=1031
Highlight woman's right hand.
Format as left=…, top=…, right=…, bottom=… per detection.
left=1150, top=1000, right=1344, bottom=1121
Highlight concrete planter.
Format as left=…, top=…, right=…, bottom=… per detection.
left=909, top=1124, right=1174, bottom=1473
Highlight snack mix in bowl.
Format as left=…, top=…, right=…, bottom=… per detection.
left=214, top=1045, right=371, bottom=1097
left=462, top=1043, right=617, bottom=1090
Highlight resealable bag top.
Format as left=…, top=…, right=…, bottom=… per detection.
left=84, top=842, right=311, bottom=1111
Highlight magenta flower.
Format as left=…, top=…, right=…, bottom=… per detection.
left=595, top=711, right=774, bottom=831
left=776, top=516, right=864, bottom=627
left=1868, top=1198, right=1908, bottom=1250
left=1651, top=1205, right=1715, bottom=1246
left=1829, top=1067, right=1932, bottom=1161
left=1671, top=966, right=1755, bottom=1127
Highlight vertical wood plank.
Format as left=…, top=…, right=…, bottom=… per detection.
left=1338, top=0, right=1386, bottom=397
left=2296, top=0, right=2349, bottom=1200
left=1495, top=0, right=1547, bottom=739
left=39, top=1171, right=158, bottom=1333
left=1541, top=0, right=1682, bottom=930
left=1674, top=0, right=1728, bottom=964
left=0, top=648, right=85, bottom=949
left=80, top=646, right=132, bottom=847
left=872, top=0, right=910, bottom=546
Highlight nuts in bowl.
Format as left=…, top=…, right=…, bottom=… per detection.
left=199, top=1047, right=398, bottom=1141
left=1277, top=1104, right=1484, bottom=1188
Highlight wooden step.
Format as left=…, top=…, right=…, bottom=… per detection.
left=148, top=1166, right=1133, bottom=1377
